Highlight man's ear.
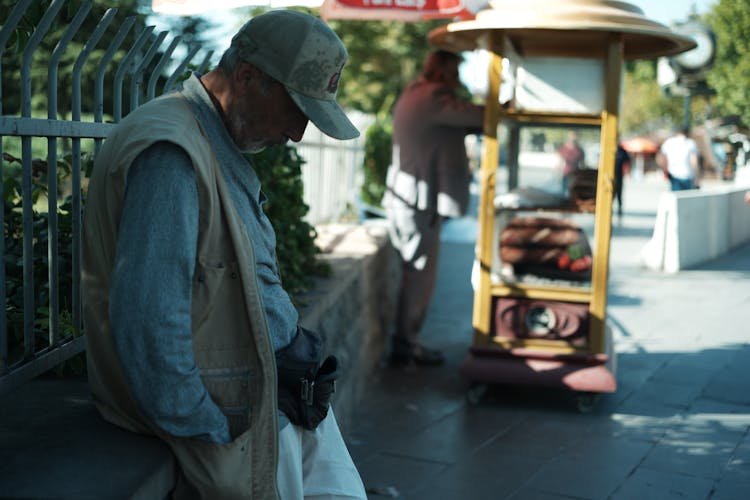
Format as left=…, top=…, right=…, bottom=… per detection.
left=234, top=62, right=260, bottom=94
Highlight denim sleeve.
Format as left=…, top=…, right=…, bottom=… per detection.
left=109, top=141, right=232, bottom=444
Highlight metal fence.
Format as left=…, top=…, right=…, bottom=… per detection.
left=299, top=110, right=372, bottom=225
left=0, top=0, right=367, bottom=395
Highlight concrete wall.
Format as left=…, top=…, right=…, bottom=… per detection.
left=641, top=185, right=750, bottom=272
left=299, top=221, right=399, bottom=436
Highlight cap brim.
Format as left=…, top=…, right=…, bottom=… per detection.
left=287, top=89, right=359, bottom=140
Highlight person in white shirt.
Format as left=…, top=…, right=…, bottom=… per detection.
left=657, top=126, right=700, bottom=191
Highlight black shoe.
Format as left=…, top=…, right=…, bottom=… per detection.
left=390, top=343, right=445, bottom=366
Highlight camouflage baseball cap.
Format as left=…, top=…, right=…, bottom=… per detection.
left=232, top=10, right=359, bottom=140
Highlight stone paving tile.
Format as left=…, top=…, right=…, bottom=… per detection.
left=595, top=385, right=633, bottom=410
left=355, top=365, right=467, bottom=413
left=408, top=453, right=547, bottom=500
left=712, top=437, right=750, bottom=500
left=612, top=354, right=668, bottom=385
left=640, top=424, right=739, bottom=480
left=629, top=378, right=705, bottom=409
left=347, top=400, right=464, bottom=465
left=607, top=414, right=682, bottom=443
left=476, top=413, right=588, bottom=462
left=550, top=413, right=660, bottom=444
left=615, top=392, right=692, bottom=418
left=610, top=467, right=715, bottom=500
left=554, top=434, right=654, bottom=466
left=380, top=405, right=523, bottom=464
left=508, top=488, right=584, bottom=500
left=726, top=435, right=750, bottom=477
left=522, top=458, right=631, bottom=499
left=693, top=307, right=749, bottom=341
left=632, top=337, right=707, bottom=353
left=701, top=348, right=750, bottom=407
left=653, top=349, right=739, bottom=382
left=357, top=453, right=448, bottom=498
left=711, top=475, right=750, bottom=500
left=688, top=399, right=750, bottom=427
left=513, top=433, right=655, bottom=499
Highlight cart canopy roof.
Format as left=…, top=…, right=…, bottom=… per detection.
left=428, top=0, right=696, bottom=60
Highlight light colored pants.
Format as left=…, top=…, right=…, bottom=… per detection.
left=277, top=409, right=366, bottom=500
left=386, top=205, right=444, bottom=345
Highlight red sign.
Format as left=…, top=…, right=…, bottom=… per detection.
left=321, top=0, right=478, bottom=21
left=335, top=0, right=465, bottom=13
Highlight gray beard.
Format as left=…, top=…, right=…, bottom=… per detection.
left=243, top=144, right=267, bottom=154
left=229, top=113, right=288, bottom=154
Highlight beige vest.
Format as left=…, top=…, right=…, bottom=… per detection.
left=82, top=93, right=279, bottom=499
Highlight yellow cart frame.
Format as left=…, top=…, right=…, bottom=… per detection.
left=428, top=1, right=695, bottom=407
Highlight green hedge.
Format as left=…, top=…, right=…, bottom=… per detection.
left=360, top=117, right=393, bottom=208
left=247, top=145, right=330, bottom=299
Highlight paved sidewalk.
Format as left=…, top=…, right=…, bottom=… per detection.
left=347, top=174, right=750, bottom=499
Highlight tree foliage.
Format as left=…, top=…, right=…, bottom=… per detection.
left=157, top=13, right=219, bottom=55
left=620, top=60, right=685, bottom=135
left=327, top=19, right=445, bottom=115
left=360, top=117, right=392, bottom=207
left=705, top=0, right=750, bottom=128
left=621, top=0, right=750, bottom=134
left=0, top=0, right=151, bottom=117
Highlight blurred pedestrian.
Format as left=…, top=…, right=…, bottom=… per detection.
left=383, top=50, right=484, bottom=366
left=614, top=141, right=630, bottom=217
left=657, top=126, right=700, bottom=191
left=558, top=131, right=585, bottom=196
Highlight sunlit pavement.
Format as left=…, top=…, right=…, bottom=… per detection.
left=347, top=172, right=750, bottom=499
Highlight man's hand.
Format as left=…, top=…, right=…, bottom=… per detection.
left=275, top=327, right=341, bottom=430
left=277, top=355, right=340, bottom=430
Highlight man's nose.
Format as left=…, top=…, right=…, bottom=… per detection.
left=287, top=117, right=309, bottom=143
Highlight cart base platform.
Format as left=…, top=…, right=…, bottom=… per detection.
left=459, top=346, right=617, bottom=394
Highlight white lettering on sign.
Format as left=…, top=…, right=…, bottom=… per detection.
left=395, top=0, right=427, bottom=8
left=362, top=0, right=428, bottom=8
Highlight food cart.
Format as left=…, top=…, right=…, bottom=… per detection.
left=426, top=0, right=696, bottom=410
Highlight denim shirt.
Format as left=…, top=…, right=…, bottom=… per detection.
left=110, top=74, right=298, bottom=443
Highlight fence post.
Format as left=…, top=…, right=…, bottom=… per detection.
left=46, top=1, right=94, bottom=346
left=130, top=30, right=168, bottom=113
left=0, top=0, right=35, bottom=375
left=71, top=8, right=119, bottom=335
left=113, top=25, right=155, bottom=123
left=20, top=0, right=67, bottom=359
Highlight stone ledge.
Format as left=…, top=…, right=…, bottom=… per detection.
left=299, top=221, right=398, bottom=437
left=0, top=379, right=175, bottom=499
left=0, top=220, right=397, bottom=498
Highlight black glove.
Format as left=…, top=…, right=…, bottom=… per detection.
left=276, top=328, right=341, bottom=430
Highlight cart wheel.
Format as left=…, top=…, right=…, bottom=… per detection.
left=466, top=383, right=488, bottom=405
left=575, top=392, right=599, bottom=413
